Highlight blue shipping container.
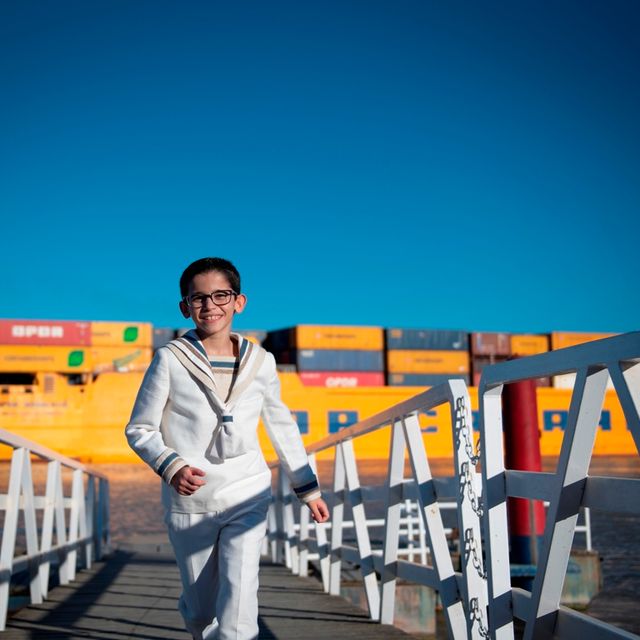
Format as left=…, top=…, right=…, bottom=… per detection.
left=385, top=329, right=469, bottom=351
left=279, top=349, right=384, bottom=372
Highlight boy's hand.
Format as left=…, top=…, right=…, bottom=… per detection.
left=307, top=497, right=330, bottom=523
left=170, top=466, right=206, bottom=496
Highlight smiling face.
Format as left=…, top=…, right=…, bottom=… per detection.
left=179, top=270, right=246, bottom=340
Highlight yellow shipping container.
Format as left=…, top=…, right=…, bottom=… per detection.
left=0, top=345, right=91, bottom=373
left=510, top=334, right=550, bottom=356
left=551, top=332, right=614, bottom=350
left=90, top=321, right=153, bottom=347
left=90, top=346, right=153, bottom=373
left=295, top=325, right=383, bottom=350
left=386, top=349, right=470, bottom=374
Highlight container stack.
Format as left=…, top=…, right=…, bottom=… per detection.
left=470, top=332, right=510, bottom=386
left=265, top=325, right=385, bottom=387
left=0, top=319, right=152, bottom=377
left=385, top=329, right=470, bottom=386
left=550, top=332, right=615, bottom=389
left=0, top=319, right=92, bottom=377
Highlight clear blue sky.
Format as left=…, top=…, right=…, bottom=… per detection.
left=1, top=1, right=638, bottom=334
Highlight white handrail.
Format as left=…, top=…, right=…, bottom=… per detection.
left=0, top=431, right=110, bottom=631
left=479, top=330, right=640, bottom=640
left=267, top=331, right=640, bottom=640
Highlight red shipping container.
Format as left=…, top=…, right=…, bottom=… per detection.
left=299, top=371, right=385, bottom=388
left=0, top=319, right=91, bottom=346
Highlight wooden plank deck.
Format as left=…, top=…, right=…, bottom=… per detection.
left=3, top=547, right=413, bottom=639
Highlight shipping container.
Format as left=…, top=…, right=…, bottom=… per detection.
left=385, top=328, right=468, bottom=351
left=153, top=328, right=176, bottom=350
left=470, top=332, right=510, bottom=357
left=551, top=332, right=615, bottom=350
left=0, top=345, right=91, bottom=373
left=299, top=371, right=385, bottom=387
left=387, top=373, right=470, bottom=386
left=277, top=349, right=384, bottom=372
left=0, top=319, right=91, bottom=346
left=90, top=322, right=153, bottom=347
left=266, top=325, right=383, bottom=351
left=386, top=349, right=470, bottom=374
left=510, top=334, right=550, bottom=356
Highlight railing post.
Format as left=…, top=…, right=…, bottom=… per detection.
left=341, top=438, right=380, bottom=620
left=380, top=418, right=405, bottom=625
left=0, top=447, right=26, bottom=631
left=479, top=382, right=513, bottom=640
left=68, top=468, right=85, bottom=580
left=21, top=453, right=43, bottom=606
left=329, top=444, right=345, bottom=597
left=308, top=454, right=330, bottom=591
left=39, top=460, right=60, bottom=598
left=449, top=380, right=489, bottom=640
left=402, top=412, right=467, bottom=639
left=57, top=468, right=70, bottom=586
left=85, top=474, right=95, bottom=569
left=281, top=471, right=300, bottom=574
left=524, top=367, right=608, bottom=640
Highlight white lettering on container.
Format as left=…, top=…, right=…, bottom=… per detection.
left=326, top=377, right=358, bottom=388
left=11, top=325, right=65, bottom=339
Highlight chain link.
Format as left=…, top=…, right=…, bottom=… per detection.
left=454, top=397, right=481, bottom=465
left=469, top=597, right=490, bottom=639
left=459, top=461, right=483, bottom=517
left=463, top=527, right=486, bottom=579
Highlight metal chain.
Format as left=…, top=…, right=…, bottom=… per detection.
left=454, top=397, right=481, bottom=465
left=463, top=527, right=486, bottom=579
left=469, top=597, right=490, bottom=639
left=459, top=461, right=484, bottom=517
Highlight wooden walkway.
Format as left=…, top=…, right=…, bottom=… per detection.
left=3, top=545, right=413, bottom=639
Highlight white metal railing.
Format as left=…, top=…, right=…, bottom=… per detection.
left=480, top=331, right=640, bottom=640
left=0, top=429, right=110, bottom=631
left=268, top=331, right=640, bottom=640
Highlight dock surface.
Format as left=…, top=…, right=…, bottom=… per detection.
left=3, top=547, right=412, bottom=639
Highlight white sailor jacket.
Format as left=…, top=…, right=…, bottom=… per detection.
left=125, top=330, right=321, bottom=513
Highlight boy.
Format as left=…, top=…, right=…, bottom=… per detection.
left=125, top=257, right=329, bottom=640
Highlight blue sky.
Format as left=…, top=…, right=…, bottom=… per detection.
left=1, top=1, right=638, bottom=334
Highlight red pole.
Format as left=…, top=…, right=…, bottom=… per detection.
left=503, top=376, right=546, bottom=589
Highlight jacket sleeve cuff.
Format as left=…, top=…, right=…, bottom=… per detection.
left=293, top=479, right=322, bottom=504
left=153, top=449, right=187, bottom=484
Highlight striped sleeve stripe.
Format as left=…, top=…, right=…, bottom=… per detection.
left=162, top=457, right=187, bottom=483
left=156, top=451, right=179, bottom=477
left=293, top=480, right=319, bottom=495
left=299, top=489, right=322, bottom=503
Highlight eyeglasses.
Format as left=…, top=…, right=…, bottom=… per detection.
left=184, top=290, right=238, bottom=308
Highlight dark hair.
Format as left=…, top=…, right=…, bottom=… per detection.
left=179, top=257, right=241, bottom=298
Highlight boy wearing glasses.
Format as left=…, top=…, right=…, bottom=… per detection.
left=125, top=257, right=329, bottom=640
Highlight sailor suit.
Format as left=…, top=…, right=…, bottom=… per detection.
left=125, top=330, right=320, bottom=639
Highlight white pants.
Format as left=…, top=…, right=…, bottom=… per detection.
left=165, top=494, right=270, bottom=640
